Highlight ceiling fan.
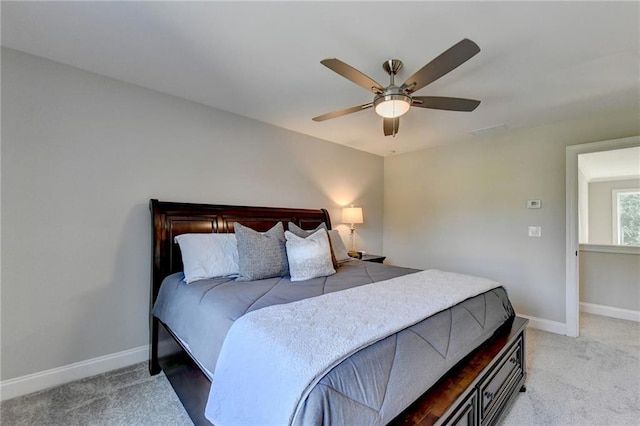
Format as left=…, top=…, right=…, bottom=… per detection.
left=312, top=38, right=481, bottom=137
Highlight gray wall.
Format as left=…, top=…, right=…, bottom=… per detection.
left=383, top=111, right=640, bottom=323
left=581, top=179, right=640, bottom=311
left=1, top=48, right=384, bottom=380
left=579, top=250, right=639, bottom=311
left=588, top=178, right=640, bottom=245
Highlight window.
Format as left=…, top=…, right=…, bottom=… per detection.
left=613, top=189, right=640, bottom=246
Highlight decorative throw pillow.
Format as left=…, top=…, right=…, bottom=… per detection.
left=174, top=233, right=239, bottom=284
left=327, top=229, right=350, bottom=262
left=234, top=221, right=289, bottom=281
left=284, top=229, right=336, bottom=282
left=287, top=222, right=339, bottom=269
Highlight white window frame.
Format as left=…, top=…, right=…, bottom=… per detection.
left=612, top=188, right=640, bottom=246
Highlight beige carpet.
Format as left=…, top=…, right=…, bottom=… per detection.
left=2, top=313, right=638, bottom=425
left=0, top=362, right=192, bottom=425
left=502, top=313, right=639, bottom=425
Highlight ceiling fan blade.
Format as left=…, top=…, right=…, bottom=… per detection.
left=412, top=96, right=480, bottom=112
left=312, top=103, right=373, bottom=122
left=321, top=59, right=384, bottom=95
left=402, top=39, right=480, bottom=94
left=383, top=117, right=400, bottom=137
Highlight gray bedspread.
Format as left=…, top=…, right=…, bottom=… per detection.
left=153, top=260, right=515, bottom=425
left=295, top=285, right=514, bottom=425
left=152, top=259, right=420, bottom=376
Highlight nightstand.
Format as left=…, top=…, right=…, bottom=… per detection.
left=360, top=254, right=386, bottom=264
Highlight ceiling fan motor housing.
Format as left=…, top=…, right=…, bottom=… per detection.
left=374, top=59, right=412, bottom=118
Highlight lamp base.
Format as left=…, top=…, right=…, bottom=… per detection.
left=347, top=250, right=361, bottom=259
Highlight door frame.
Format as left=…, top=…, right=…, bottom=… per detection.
left=565, top=135, right=640, bottom=337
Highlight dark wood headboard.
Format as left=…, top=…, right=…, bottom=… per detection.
left=149, top=199, right=332, bottom=304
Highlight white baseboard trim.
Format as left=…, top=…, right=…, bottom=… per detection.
left=0, top=345, right=149, bottom=401
left=580, top=302, right=640, bottom=322
left=516, top=312, right=566, bottom=335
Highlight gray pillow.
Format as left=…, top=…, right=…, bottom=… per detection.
left=285, top=230, right=336, bottom=282
left=287, top=222, right=338, bottom=269
left=327, top=229, right=350, bottom=262
left=234, top=222, right=288, bottom=281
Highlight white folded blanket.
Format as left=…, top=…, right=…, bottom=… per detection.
left=205, top=269, right=501, bottom=426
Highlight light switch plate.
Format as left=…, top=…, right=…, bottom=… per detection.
left=528, top=226, right=542, bottom=237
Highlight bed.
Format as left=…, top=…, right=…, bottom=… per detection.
left=149, top=199, right=527, bottom=426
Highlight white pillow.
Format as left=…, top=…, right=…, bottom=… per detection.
left=328, top=229, right=350, bottom=262
left=285, top=229, right=336, bottom=282
left=174, top=233, right=239, bottom=283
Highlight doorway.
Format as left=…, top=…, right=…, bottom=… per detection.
left=566, top=135, right=640, bottom=337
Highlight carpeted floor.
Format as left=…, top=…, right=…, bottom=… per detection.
left=1, top=313, right=638, bottom=425
left=0, top=362, right=192, bottom=426
left=501, top=313, right=640, bottom=425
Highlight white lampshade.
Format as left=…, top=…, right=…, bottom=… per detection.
left=342, top=207, right=363, bottom=224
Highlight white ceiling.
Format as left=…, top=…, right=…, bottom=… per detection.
left=2, top=1, right=639, bottom=157
left=579, top=147, right=640, bottom=182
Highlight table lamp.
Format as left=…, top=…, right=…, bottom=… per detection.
left=342, top=205, right=363, bottom=257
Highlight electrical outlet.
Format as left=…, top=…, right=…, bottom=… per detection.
left=527, top=200, right=541, bottom=209
left=528, top=226, right=542, bottom=237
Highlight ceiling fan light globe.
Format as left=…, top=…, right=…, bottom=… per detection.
left=374, top=94, right=411, bottom=118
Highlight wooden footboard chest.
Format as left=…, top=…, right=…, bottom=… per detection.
left=390, top=317, right=527, bottom=426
